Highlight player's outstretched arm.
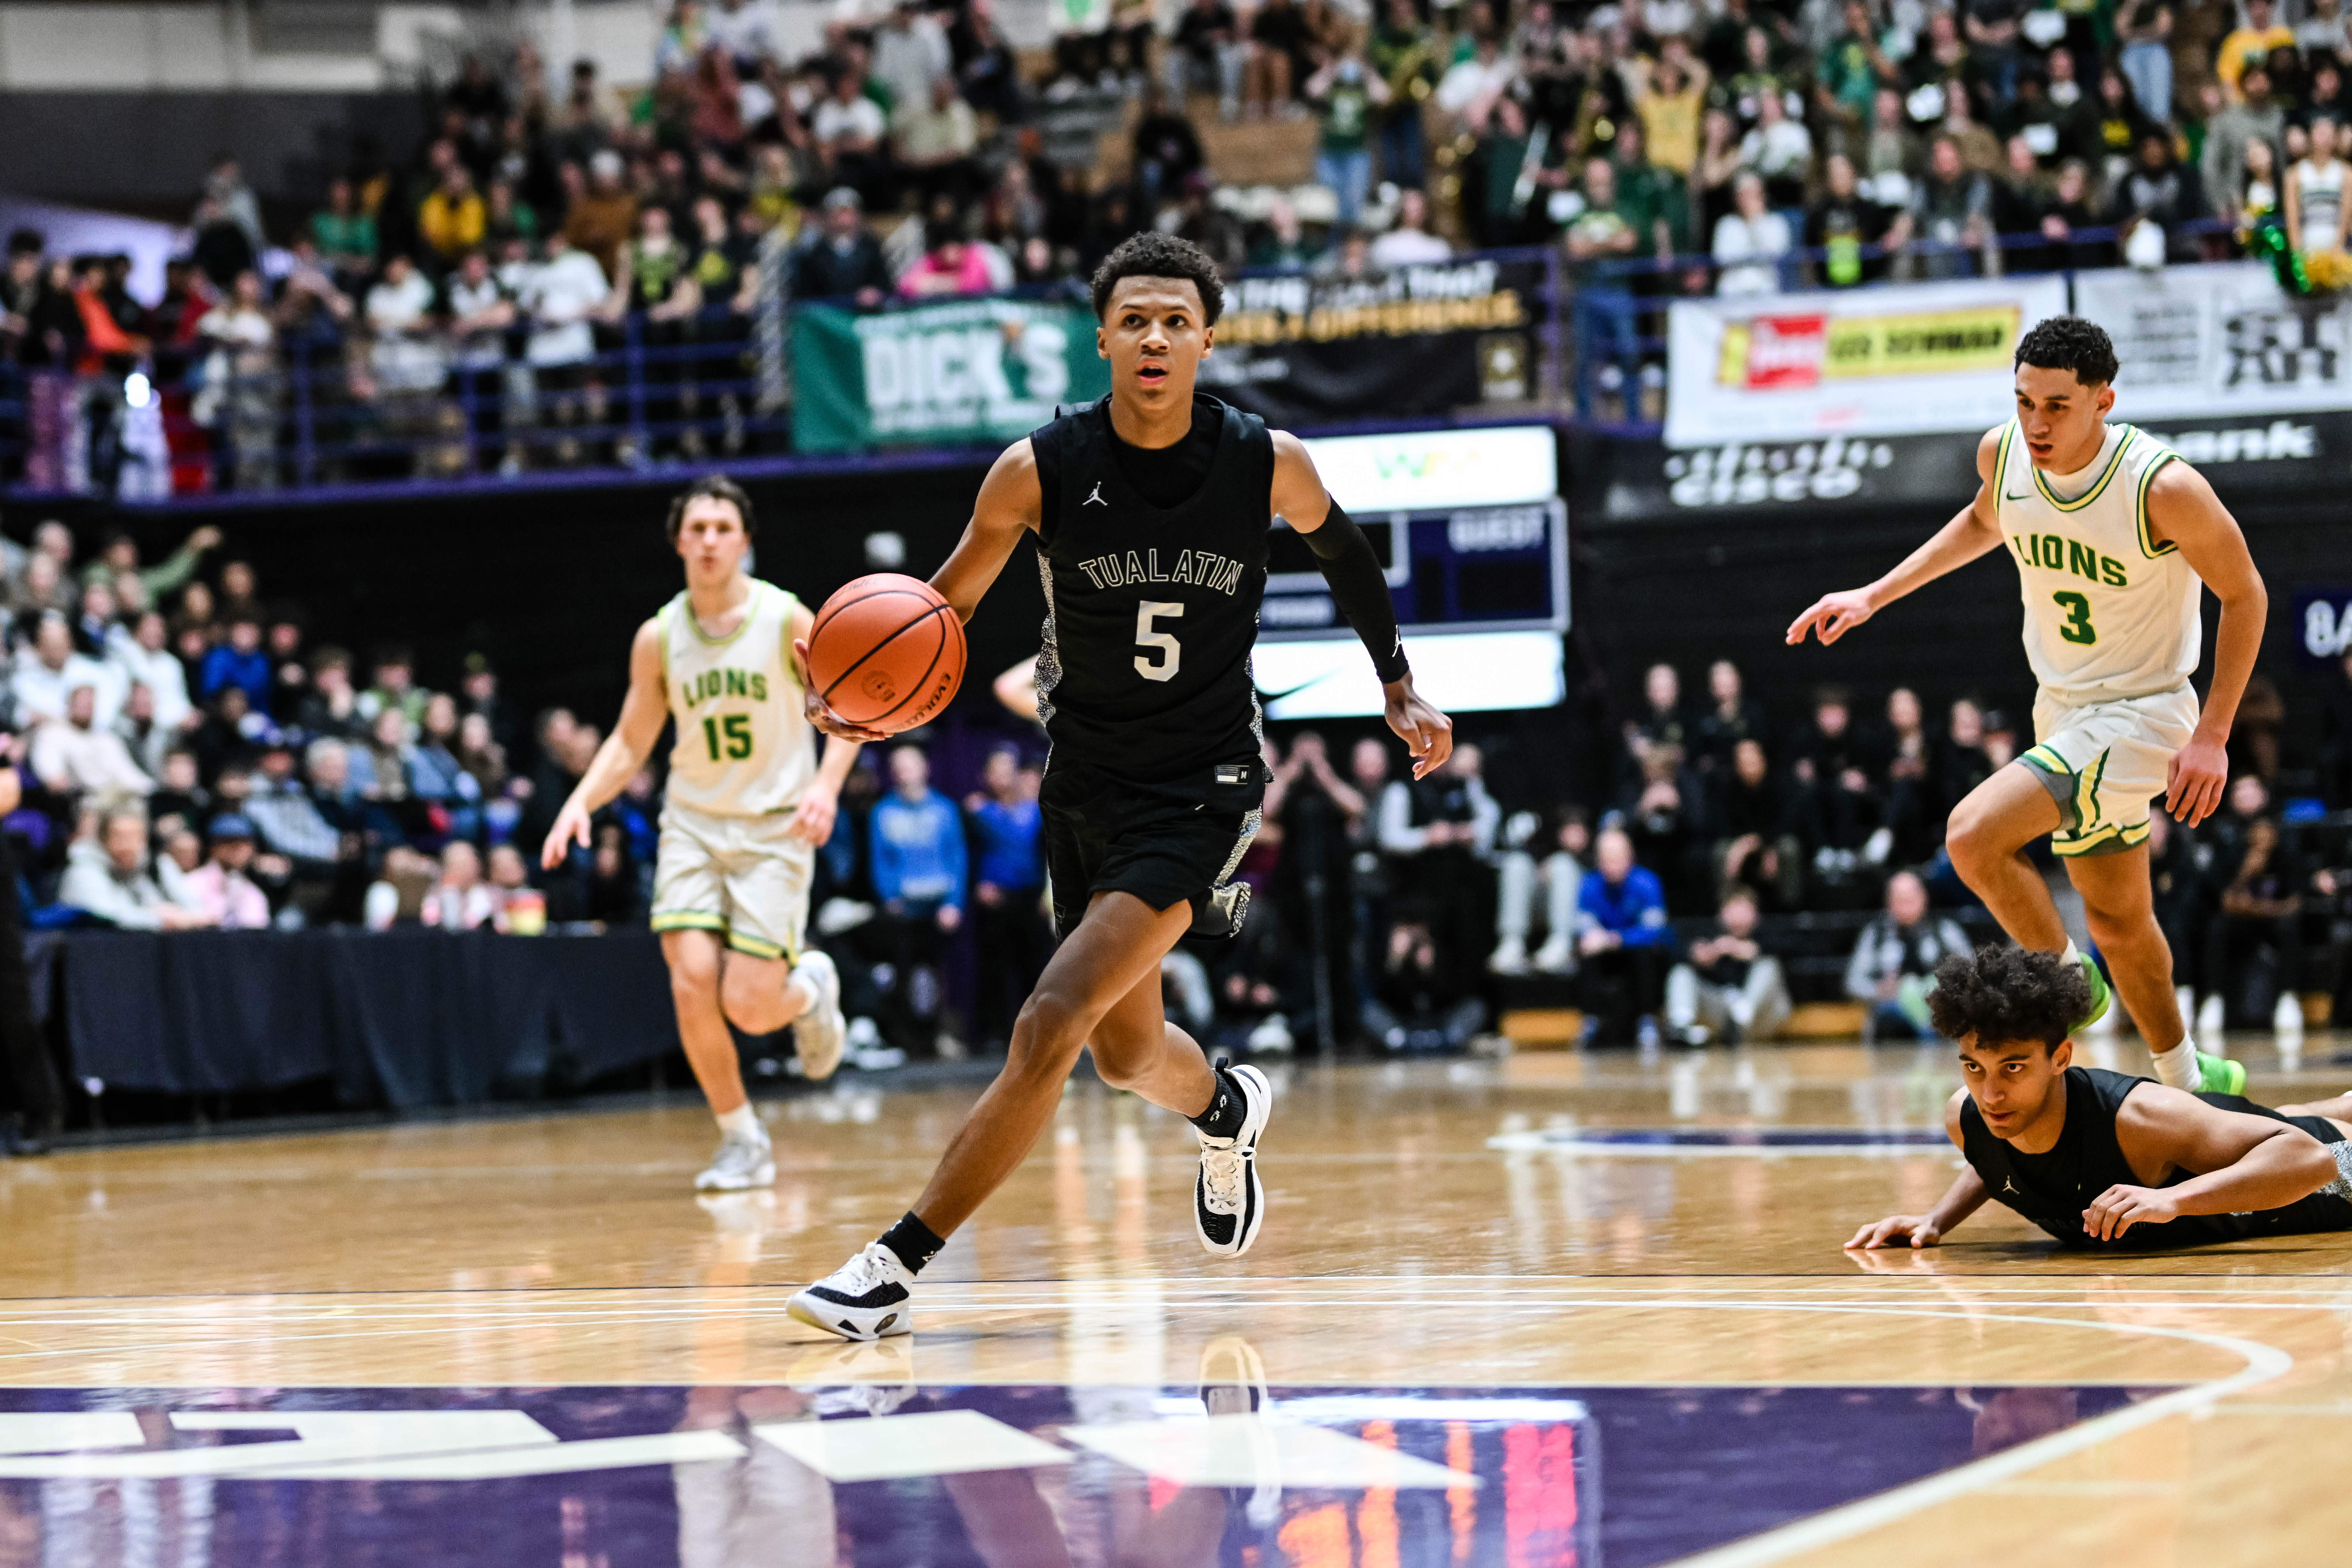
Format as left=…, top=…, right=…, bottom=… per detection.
left=2145, top=462, right=2267, bottom=828
left=1847, top=1089, right=1989, bottom=1248
left=2089, top=1084, right=2338, bottom=1241
left=1788, top=426, right=2007, bottom=647
left=1272, top=430, right=1454, bottom=779
left=541, top=618, right=668, bottom=869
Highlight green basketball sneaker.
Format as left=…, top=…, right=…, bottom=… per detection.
left=2071, top=950, right=2112, bottom=1034
left=2194, top=1052, right=2247, bottom=1095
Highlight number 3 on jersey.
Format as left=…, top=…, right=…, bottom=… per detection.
left=1135, top=600, right=1183, bottom=682
left=2052, top=590, right=2098, bottom=646
left=701, top=714, right=753, bottom=761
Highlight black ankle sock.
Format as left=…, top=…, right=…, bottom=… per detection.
left=878, top=1211, right=946, bottom=1274
left=1188, top=1066, right=1248, bottom=1141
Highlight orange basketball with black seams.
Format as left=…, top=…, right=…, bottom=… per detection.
left=806, top=573, right=967, bottom=734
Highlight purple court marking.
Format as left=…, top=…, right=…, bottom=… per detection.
left=0, top=1381, right=2165, bottom=1567
left=1544, top=1128, right=1955, bottom=1148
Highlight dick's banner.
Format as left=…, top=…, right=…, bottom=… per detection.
left=1663, top=276, right=2069, bottom=446
left=790, top=297, right=1110, bottom=453
left=1199, top=258, right=1542, bottom=425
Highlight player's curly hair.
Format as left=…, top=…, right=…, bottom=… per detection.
left=1089, top=232, right=1226, bottom=326
left=665, top=474, right=757, bottom=542
left=1926, top=945, right=2092, bottom=1048
left=2014, top=314, right=2119, bottom=388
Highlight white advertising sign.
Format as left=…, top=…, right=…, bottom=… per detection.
left=1663, top=276, right=2069, bottom=447
left=2072, top=261, right=2352, bottom=420
left=1303, top=425, right=1558, bottom=511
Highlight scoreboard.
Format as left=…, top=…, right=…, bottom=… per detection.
left=1255, top=425, right=1569, bottom=719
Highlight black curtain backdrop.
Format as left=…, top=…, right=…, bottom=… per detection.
left=58, top=930, right=675, bottom=1107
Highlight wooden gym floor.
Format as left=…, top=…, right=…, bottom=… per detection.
left=3, top=1037, right=2351, bottom=1566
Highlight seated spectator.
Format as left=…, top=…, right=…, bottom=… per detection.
left=296, top=646, right=363, bottom=740
left=156, top=824, right=204, bottom=907
left=1694, top=658, right=1769, bottom=773
left=1167, top=0, right=1246, bottom=119
left=14, top=612, right=113, bottom=727
left=1624, top=747, right=1705, bottom=913
left=2219, top=0, right=2297, bottom=101
left=2113, top=129, right=2206, bottom=257
left=1666, top=885, right=1791, bottom=1045
left=421, top=840, right=498, bottom=930
left=1713, top=171, right=1792, bottom=294
left=200, top=617, right=272, bottom=708
left=812, top=69, right=888, bottom=199
left=107, top=610, right=194, bottom=735
left=364, top=845, right=440, bottom=929
left=1574, top=826, right=1673, bottom=1047
left=1710, top=737, right=1798, bottom=908
left=149, top=749, right=210, bottom=831
left=1878, top=686, right=1937, bottom=863
left=30, top=683, right=151, bottom=799
left=1741, top=75, right=1815, bottom=209
left=868, top=744, right=967, bottom=1055
left=1805, top=152, right=1907, bottom=288
left=1844, top=870, right=1970, bottom=1041
left=246, top=741, right=354, bottom=873
left=419, top=166, right=488, bottom=265
left=895, top=75, right=982, bottom=205
left=898, top=219, right=994, bottom=298
left=1623, top=661, right=1691, bottom=782
left=794, top=189, right=892, bottom=307
left=79, top=525, right=219, bottom=602
left=360, top=644, right=426, bottom=726
left=2202, top=774, right=2304, bottom=1029
left=1491, top=804, right=1590, bottom=974
left=562, top=150, right=638, bottom=278
left=1244, top=0, right=1313, bottom=119
left=1911, top=134, right=1992, bottom=273
left=965, top=747, right=1049, bottom=1052
left=59, top=809, right=211, bottom=930
left=2146, top=809, right=2209, bottom=1011
left=181, top=813, right=272, bottom=929
left=311, top=177, right=379, bottom=278
left=1370, top=189, right=1455, bottom=266
left=1363, top=905, right=1487, bottom=1052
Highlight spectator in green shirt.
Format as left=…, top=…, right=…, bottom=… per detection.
left=1309, top=52, right=1390, bottom=230
left=1566, top=157, right=1644, bottom=411
left=1610, top=120, right=1692, bottom=264
left=78, top=525, right=222, bottom=600
left=1814, top=0, right=1899, bottom=131
left=309, top=178, right=378, bottom=281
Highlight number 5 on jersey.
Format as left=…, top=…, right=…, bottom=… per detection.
left=1135, top=600, right=1184, bottom=682
left=702, top=714, right=753, bottom=761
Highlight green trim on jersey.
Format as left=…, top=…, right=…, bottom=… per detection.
left=680, top=579, right=767, bottom=649
left=2031, top=424, right=2137, bottom=513
left=1993, top=421, right=2016, bottom=522
left=725, top=929, right=793, bottom=962
left=2134, top=449, right=2181, bottom=560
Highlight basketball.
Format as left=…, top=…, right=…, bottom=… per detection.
left=805, top=572, right=967, bottom=734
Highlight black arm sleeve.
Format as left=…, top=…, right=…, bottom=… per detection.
left=1300, top=501, right=1409, bottom=683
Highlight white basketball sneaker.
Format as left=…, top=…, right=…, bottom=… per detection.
left=695, top=1131, right=775, bottom=1192
left=791, top=949, right=846, bottom=1082
left=1194, top=1063, right=1273, bottom=1257
left=787, top=1242, right=916, bottom=1341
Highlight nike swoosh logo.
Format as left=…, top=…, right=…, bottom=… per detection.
left=1254, top=678, right=1323, bottom=703
left=2004, top=490, right=2032, bottom=501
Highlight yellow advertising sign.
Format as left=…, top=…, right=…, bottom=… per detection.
left=1716, top=304, right=2022, bottom=390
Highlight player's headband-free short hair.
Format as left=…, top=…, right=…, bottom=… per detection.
left=1089, top=232, right=1226, bottom=326
left=2014, top=314, right=2119, bottom=389
left=666, top=474, right=758, bottom=542
left=1927, top=945, right=2091, bottom=1049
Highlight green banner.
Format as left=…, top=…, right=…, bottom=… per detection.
left=791, top=297, right=1110, bottom=453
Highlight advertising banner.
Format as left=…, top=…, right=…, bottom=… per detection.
left=790, top=297, right=1108, bottom=453
left=2072, top=261, right=2352, bottom=420
left=2295, top=586, right=2352, bottom=670
left=1663, top=276, right=2069, bottom=447
left=1199, top=258, right=1541, bottom=425
left=1582, top=410, right=2352, bottom=524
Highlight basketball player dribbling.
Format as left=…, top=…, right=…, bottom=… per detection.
left=541, top=476, right=857, bottom=1191
left=787, top=233, right=1454, bottom=1340
left=1789, top=316, right=2267, bottom=1096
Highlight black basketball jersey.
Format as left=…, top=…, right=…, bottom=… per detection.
left=1959, top=1066, right=2352, bottom=1249
left=1029, top=393, right=1274, bottom=783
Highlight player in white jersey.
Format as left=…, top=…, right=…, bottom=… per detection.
left=541, top=477, right=858, bottom=1190
left=1789, top=316, right=2267, bottom=1096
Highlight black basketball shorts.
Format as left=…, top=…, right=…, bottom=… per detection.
left=1040, top=756, right=1266, bottom=940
